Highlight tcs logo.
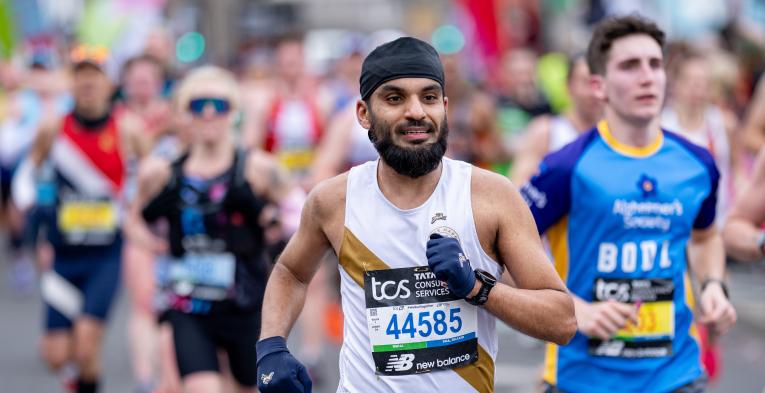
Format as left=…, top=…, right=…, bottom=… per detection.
left=595, top=279, right=630, bottom=302
left=371, top=277, right=411, bottom=301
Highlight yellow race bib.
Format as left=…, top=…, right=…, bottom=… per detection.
left=58, top=201, right=118, bottom=233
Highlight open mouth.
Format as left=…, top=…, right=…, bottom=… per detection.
left=400, top=129, right=431, bottom=142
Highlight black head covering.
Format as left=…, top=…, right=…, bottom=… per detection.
left=359, top=37, right=445, bottom=100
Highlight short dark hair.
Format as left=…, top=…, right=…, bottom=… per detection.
left=586, top=15, right=666, bottom=75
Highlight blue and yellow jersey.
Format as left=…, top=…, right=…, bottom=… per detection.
left=520, top=120, right=718, bottom=393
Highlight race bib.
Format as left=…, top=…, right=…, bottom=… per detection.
left=57, top=199, right=118, bottom=245
left=365, top=267, right=478, bottom=375
left=168, top=252, right=236, bottom=301
left=589, top=278, right=675, bottom=358
left=277, top=149, right=314, bottom=172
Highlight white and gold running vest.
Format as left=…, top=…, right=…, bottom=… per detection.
left=337, top=157, right=503, bottom=393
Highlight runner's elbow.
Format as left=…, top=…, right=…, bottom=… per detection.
left=551, top=313, right=577, bottom=345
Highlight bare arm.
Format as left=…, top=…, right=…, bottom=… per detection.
left=259, top=177, right=342, bottom=339
left=307, top=104, right=355, bottom=188
left=246, top=150, right=298, bottom=203
left=687, top=225, right=737, bottom=335
left=124, top=156, right=171, bottom=253
left=246, top=150, right=306, bottom=236
left=741, top=78, right=765, bottom=154
left=473, top=169, right=576, bottom=345
left=509, top=115, right=551, bottom=185
left=688, top=226, right=727, bottom=284
left=723, top=148, right=765, bottom=261
left=29, top=114, right=61, bottom=166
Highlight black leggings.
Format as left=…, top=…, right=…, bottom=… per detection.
left=167, top=309, right=261, bottom=387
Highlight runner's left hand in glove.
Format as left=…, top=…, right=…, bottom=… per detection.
left=426, top=233, right=476, bottom=299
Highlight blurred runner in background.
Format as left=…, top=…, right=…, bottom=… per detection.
left=511, top=54, right=603, bottom=185
left=128, top=66, right=301, bottom=393
left=21, top=53, right=147, bottom=393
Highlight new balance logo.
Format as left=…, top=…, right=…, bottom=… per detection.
left=385, top=354, right=415, bottom=372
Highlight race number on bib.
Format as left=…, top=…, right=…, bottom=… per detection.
left=589, top=278, right=675, bottom=358
left=364, top=267, right=478, bottom=375
left=168, top=252, right=236, bottom=301
left=58, top=200, right=119, bottom=245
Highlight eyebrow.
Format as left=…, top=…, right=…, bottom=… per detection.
left=378, top=83, right=443, bottom=95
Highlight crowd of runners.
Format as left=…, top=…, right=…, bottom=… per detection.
left=1, top=9, right=765, bottom=393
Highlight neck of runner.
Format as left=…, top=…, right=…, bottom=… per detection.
left=189, top=136, right=234, bottom=172
left=674, top=101, right=705, bottom=131
left=74, top=104, right=111, bottom=129
left=377, top=159, right=443, bottom=211
left=603, top=107, right=661, bottom=148
left=568, top=108, right=598, bottom=133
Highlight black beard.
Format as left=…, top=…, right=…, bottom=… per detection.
left=368, top=116, right=448, bottom=178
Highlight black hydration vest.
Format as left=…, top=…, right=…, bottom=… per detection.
left=142, top=149, right=269, bottom=312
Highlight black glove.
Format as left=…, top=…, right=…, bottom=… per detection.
left=256, top=336, right=312, bottom=393
left=426, top=234, right=476, bottom=299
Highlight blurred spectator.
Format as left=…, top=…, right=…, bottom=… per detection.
left=0, top=54, right=71, bottom=294
left=662, top=50, right=741, bottom=224
left=511, top=54, right=603, bottom=185
left=494, top=47, right=553, bottom=175
left=241, top=35, right=327, bottom=184
left=441, top=53, right=505, bottom=167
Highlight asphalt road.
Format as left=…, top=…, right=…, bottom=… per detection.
left=1, top=250, right=764, bottom=393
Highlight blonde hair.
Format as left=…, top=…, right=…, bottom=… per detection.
left=174, top=65, right=241, bottom=111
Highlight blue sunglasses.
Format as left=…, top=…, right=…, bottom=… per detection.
left=188, top=97, right=231, bottom=115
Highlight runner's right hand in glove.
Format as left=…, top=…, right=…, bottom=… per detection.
left=256, top=336, right=312, bottom=393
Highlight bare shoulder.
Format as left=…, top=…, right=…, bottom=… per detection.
left=301, top=172, right=348, bottom=249
left=471, top=165, right=519, bottom=202
left=308, top=172, right=348, bottom=221
left=244, top=149, right=292, bottom=199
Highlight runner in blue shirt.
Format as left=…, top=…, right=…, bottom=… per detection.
left=520, top=15, right=737, bottom=393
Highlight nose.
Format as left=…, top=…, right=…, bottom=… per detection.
left=404, top=97, right=426, bottom=120
left=637, top=62, right=655, bottom=86
left=201, top=102, right=217, bottom=119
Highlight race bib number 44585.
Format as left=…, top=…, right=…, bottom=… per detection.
left=364, top=267, right=478, bottom=375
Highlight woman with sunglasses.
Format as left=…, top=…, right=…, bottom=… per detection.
left=126, top=66, right=299, bottom=393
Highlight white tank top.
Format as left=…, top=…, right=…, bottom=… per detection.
left=548, top=115, right=579, bottom=153
left=337, top=157, right=503, bottom=393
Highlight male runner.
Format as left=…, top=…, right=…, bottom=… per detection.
left=255, top=37, right=576, bottom=393
left=25, top=58, right=146, bottom=393
left=723, top=147, right=765, bottom=261
left=520, top=16, right=737, bottom=393
left=511, top=54, right=603, bottom=185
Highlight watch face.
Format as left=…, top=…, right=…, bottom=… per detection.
left=476, top=269, right=497, bottom=285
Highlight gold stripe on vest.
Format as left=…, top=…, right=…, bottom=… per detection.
left=454, top=343, right=495, bottom=393
left=338, top=227, right=391, bottom=286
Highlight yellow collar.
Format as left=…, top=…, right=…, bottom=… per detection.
left=597, top=120, right=663, bottom=158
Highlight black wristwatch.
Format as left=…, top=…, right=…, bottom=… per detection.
left=701, top=278, right=729, bottom=299
left=467, top=269, right=497, bottom=306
